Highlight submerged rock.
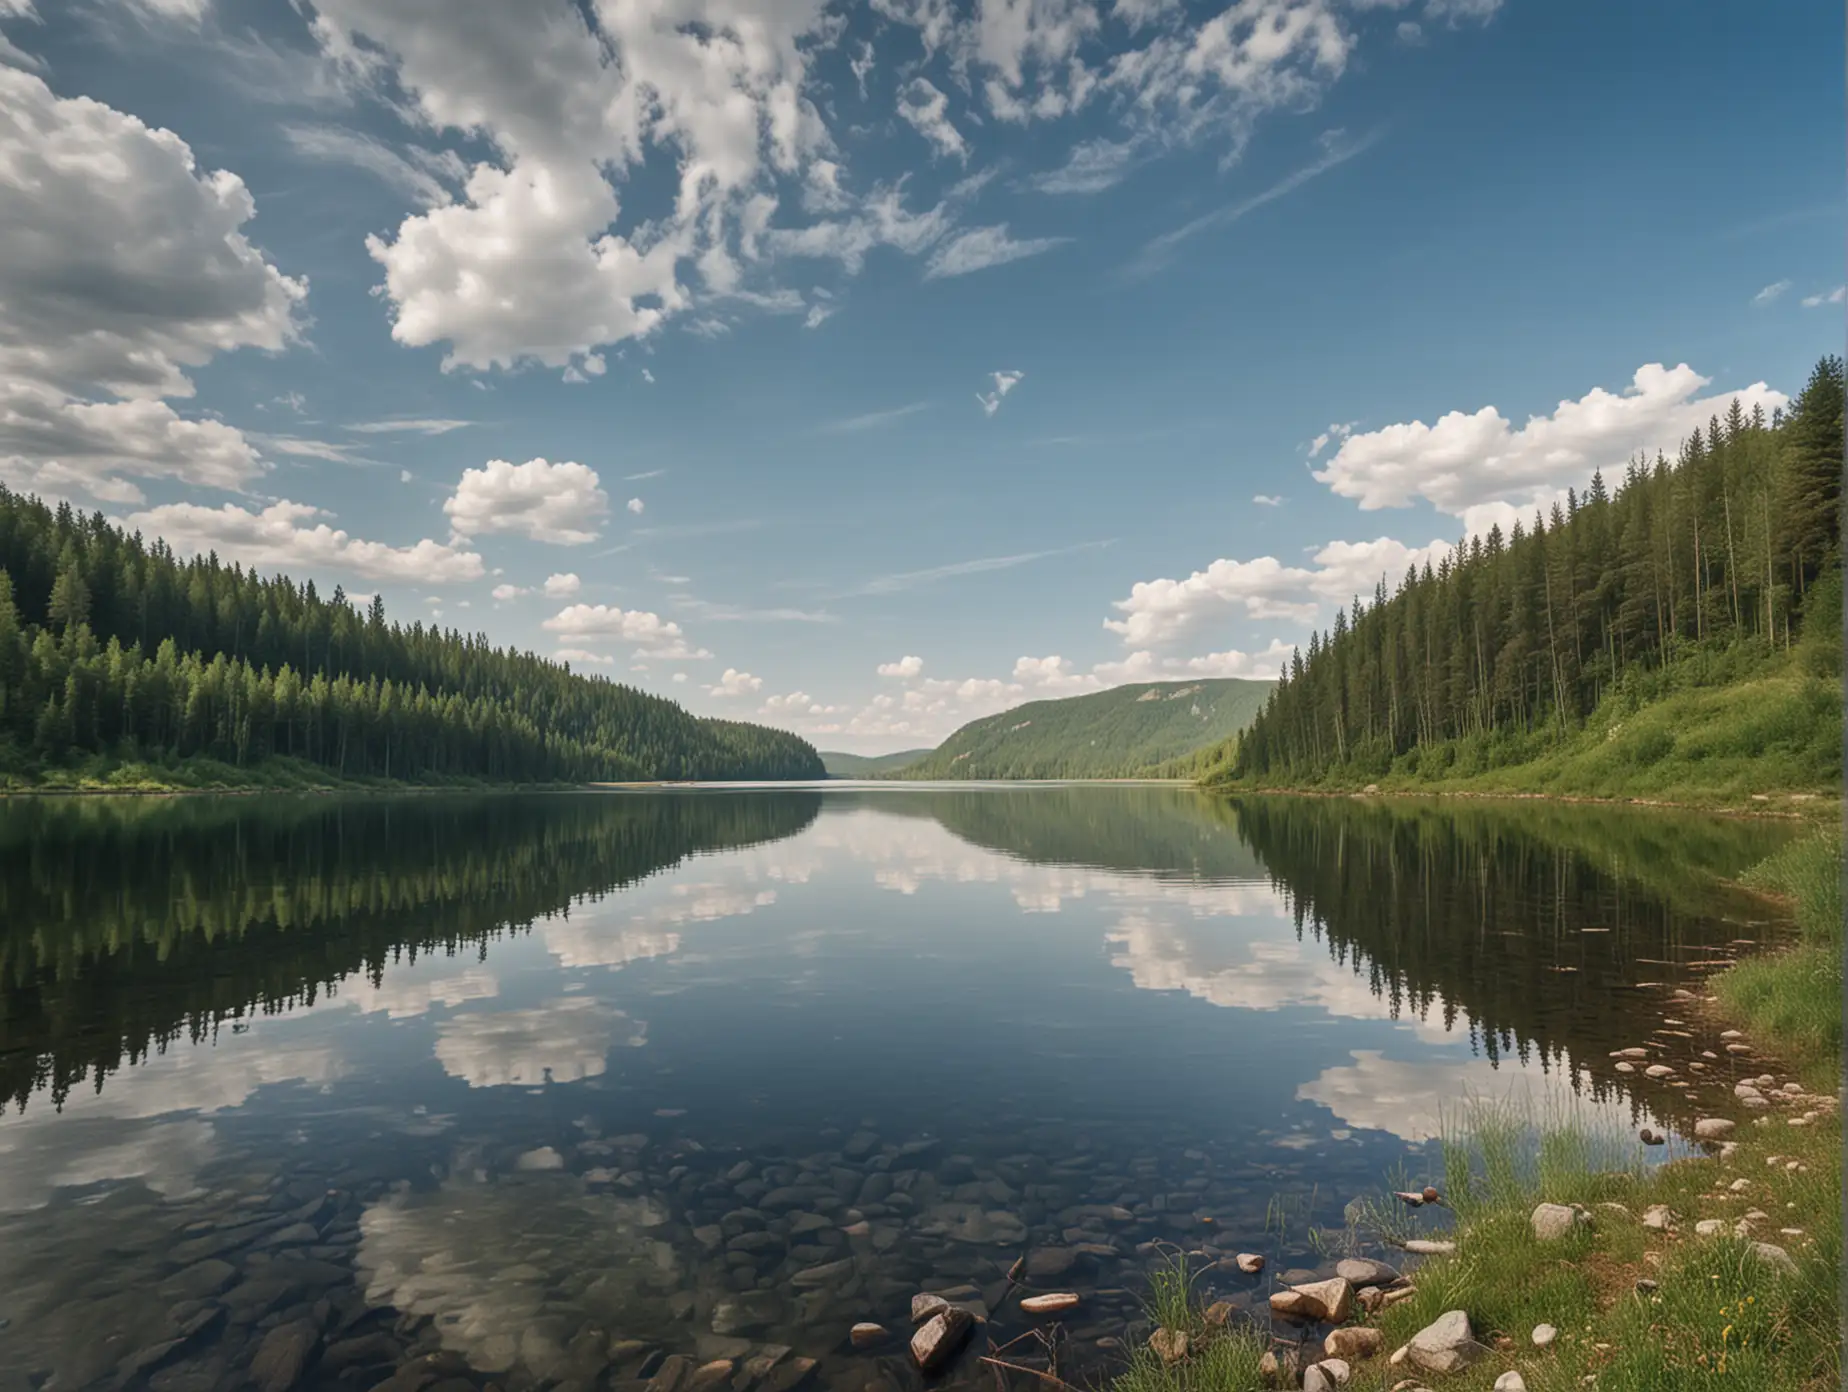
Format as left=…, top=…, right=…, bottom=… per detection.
left=910, top=1309, right=973, bottom=1372
left=1019, top=1293, right=1080, bottom=1314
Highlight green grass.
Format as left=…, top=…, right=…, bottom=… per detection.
left=1110, top=1253, right=1269, bottom=1392
left=0, top=750, right=577, bottom=794
left=1209, top=643, right=1842, bottom=813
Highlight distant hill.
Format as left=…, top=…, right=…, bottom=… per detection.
left=896, top=679, right=1272, bottom=780
left=819, top=748, right=933, bottom=778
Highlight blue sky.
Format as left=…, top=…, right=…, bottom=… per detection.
left=1, top=0, right=1839, bottom=751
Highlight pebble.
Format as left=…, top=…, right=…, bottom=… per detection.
left=909, top=1309, right=973, bottom=1372
left=849, top=1323, right=887, bottom=1350
left=1020, top=1293, right=1081, bottom=1314
left=1148, top=1328, right=1188, bottom=1365
left=1494, top=1374, right=1528, bottom=1392
left=1531, top=1323, right=1556, bottom=1348
left=1234, top=1252, right=1265, bottom=1274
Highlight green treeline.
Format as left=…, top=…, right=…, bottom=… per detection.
left=0, top=488, right=825, bottom=786
left=1224, top=357, right=1844, bottom=789
left=0, top=791, right=821, bottom=1112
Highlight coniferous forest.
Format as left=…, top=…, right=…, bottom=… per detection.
left=1222, top=356, right=1844, bottom=790
left=0, top=489, right=825, bottom=786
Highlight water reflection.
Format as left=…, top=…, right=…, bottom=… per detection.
left=0, top=787, right=1795, bottom=1392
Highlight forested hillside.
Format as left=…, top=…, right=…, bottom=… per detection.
left=898, top=678, right=1272, bottom=780
left=819, top=748, right=932, bottom=777
left=1215, top=356, right=1843, bottom=800
left=0, top=488, right=824, bottom=787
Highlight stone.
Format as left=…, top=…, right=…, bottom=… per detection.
left=1750, top=1242, right=1799, bottom=1276
left=1020, top=1293, right=1081, bottom=1315
left=1641, top=1205, right=1677, bottom=1231
left=849, top=1324, right=887, bottom=1350
left=649, top=1354, right=695, bottom=1392
left=911, top=1310, right=973, bottom=1372
left=1615, top=1063, right=1635, bottom=1074
left=910, top=1293, right=951, bottom=1325
left=1644, top=1065, right=1675, bottom=1079
left=1303, top=1364, right=1342, bottom=1392
left=1401, top=1239, right=1455, bottom=1256
left=1234, top=1252, right=1265, bottom=1274
left=1695, top=1219, right=1726, bottom=1235
left=1257, top=1348, right=1300, bottom=1388
left=1530, top=1204, right=1588, bottom=1241
left=1269, top=1276, right=1354, bottom=1323
left=1406, top=1311, right=1489, bottom=1375
left=1494, top=1375, right=1527, bottom=1392
left=1693, top=1118, right=1735, bottom=1140
left=250, top=1320, right=319, bottom=1392
left=1147, top=1329, right=1188, bottom=1365
left=1335, top=1258, right=1401, bottom=1288
left=1323, top=1326, right=1384, bottom=1360
left=791, top=1258, right=855, bottom=1288
left=689, top=1360, right=736, bottom=1392
left=158, top=1259, right=239, bottom=1302
left=1638, top=1129, right=1663, bottom=1145
left=1025, top=1247, right=1076, bottom=1278
left=1203, top=1300, right=1234, bottom=1327
left=758, top=1356, right=816, bottom=1392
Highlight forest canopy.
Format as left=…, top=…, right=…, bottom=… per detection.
left=0, top=488, right=825, bottom=785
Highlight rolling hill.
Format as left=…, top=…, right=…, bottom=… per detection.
left=895, top=679, right=1273, bottom=780
left=819, top=748, right=933, bottom=778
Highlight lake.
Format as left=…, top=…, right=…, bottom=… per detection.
left=0, top=787, right=1797, bottom=1392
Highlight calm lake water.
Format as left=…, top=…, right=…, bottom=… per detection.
left=0, top=787, right=1797, bottom=1392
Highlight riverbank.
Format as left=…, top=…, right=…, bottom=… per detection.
left=1115, top=833, right=1844, bottom=1392
left=0, top=752, right=584, bottom=796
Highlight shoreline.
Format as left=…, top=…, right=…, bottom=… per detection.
left=1203, top=780, right=1840, bottom=822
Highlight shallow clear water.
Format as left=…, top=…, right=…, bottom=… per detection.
left=0, top=787, right=1795, bottom=1392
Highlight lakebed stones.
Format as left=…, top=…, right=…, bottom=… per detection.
left=1234, top=1252, right=1265, bottom=1274
left=1401, top=1239, right=1455, bottom=1256
left=849, top=1323, right=888, bottom=1349
left=1404, top=1310, right=1489, bottom=1375
left=250, top=1319, right=319, bottom=1392
left=1334, top=1257, right=1401, bottom=1288
left=1019, top=1293, right=1081, bottom=1315
left=909, top=1309, right=973, bottom=1372
left=1269, top=1277, right=1353, bottom=1323
left=1693, top=1118, right=1736, bottom=1141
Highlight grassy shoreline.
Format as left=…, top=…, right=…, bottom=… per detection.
left=0, top=752, right=587, bottom=797
left=1113, top=833, right=1844, bottom=1392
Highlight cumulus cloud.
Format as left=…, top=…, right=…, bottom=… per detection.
left=444, top=457, right=609, bottom=544
left=760, top=690, right=841, bottom=718
left=126, top=500, right=486, bottom=584
left=0, top=66, right=304, bottom=503
left=543, top=603, right=711, bottom=659
left=543, top=571, right=582, bottom=597
left=491, top=583, right=527, bottom=601
left=977, top=369, right=1025, bottom=416
left=707, top=667, right=763, bottom=697
left=626, top=496, right=645, bottom=515
left=877, top=655, right=925, bottom=678
left=1313, top=362, right=1788, bottom=519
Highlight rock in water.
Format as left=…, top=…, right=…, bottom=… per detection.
left=909, top=1309, right=973, bottom=1372
left=850, top=1324, right=888, bottom=1349
left=1530, top=1204, right=1587, bottom=1241
left=1322, top=1327, right=1383, bottom=1360
left=911, top=1293, right=952, bottom=1325
left=1269, top=1277, right=1353, bottom=1323
left=1694, top=1118, right=1736, bottom=1140
left=1406, top=1310, right=1489, bottom=1374
left=1401, top=1239, right=1455, bottom=1255
left=1019, top=1293, right=1080, bottom=1314
left=250, top=1320, right=319, bottom=1392
left=1234, top=1252, right=1265, bottom=1274
left=1334, top=1257, right=1400, bottom=1288
left=1147, top=1329, right=1188, bottom=1365
left=1025, top=1248, right=1076, bottom=1278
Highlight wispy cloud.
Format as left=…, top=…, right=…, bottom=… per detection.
left=1752, top=279, right=1792, bottom=306
left=1127, top=129, right=1382, bottom=280
left=925, top=225, right=1072, bottom=280
left=1801, top=285, right=1845, bottom=308
left=345, top=417, right=475, bottom=435
left=283, top=125, right=462, bottom=207
left=1253, top=494, right=1284, bottom=507
left=673, top=596, right=836, bottom=623
left=256, top=434, right=376, bottom=465
left=844, top=540, right=1114, bottom=597
left=817, top=402, right=931, bottom=435
left=624, top=469, right=667, bottom=481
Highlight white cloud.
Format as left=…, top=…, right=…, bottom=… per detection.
left=760, top=690, right=841, bottom=718
left=554, top=647, right=615, bottom=665
left=127, top=500, right=486, bottom=584
left=977, top=369, right=1025, bottom=416
left=543, top=571, right=582, bottom=597
left=0, top=66, right=304, bottom=503
left=877, top=655, right=925, bottom=678
left=626, top=496, right=645, bottom=515
left=1314, top=362, right=1788, bottom=518
left=925, top=223, right=1070, bottom=279
left=1105, top=536, right=1452, bottom=648
left=432, top=996, right=643, bottom=1088
left=491, top=583, right=527, bottom=601
left=803, top=303, right=836, bottom=329
left=1752, top=279, right=1791, bottom=306
left=1029, top=135, right=1142, bottom=193
left=707, top=667, right=763, bottom=697
left=543, top=603, right=711, bottom=659
left=348, top=417, right=475, bottom=435
left=819, top=401, right=931, bottom=435
left=1252, top=493, right=1283, bottom=506
left=1802, top=285, right=1845, bottom=308
left=640, top=367, right=655, bottom=384
left=1306, top=420, right=1356, bottom=457
left=444, top=457, right=609, bottom=544
left=897, top=76, right=968, bottom=161
left=283, top=123, right=461, bottom=207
